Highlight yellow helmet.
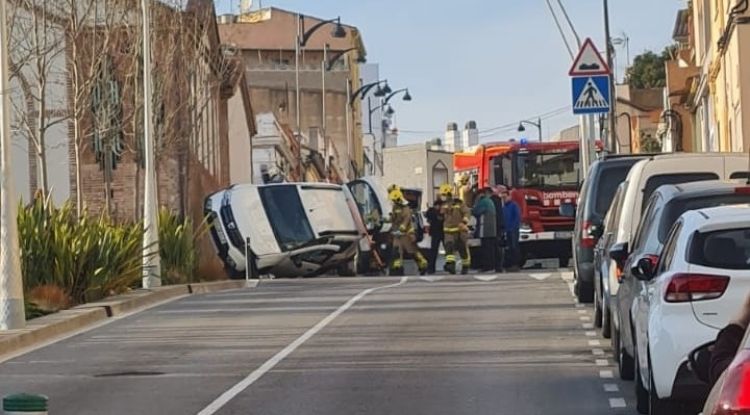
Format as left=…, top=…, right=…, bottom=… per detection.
left=439, top=183, right=453, bottom=197
left=387, top=184, right=400, bottom=193
left=388, top=188, right=404, bottom=203
left=459, top=174, right=470, bottom=184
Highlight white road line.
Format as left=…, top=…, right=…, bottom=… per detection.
left=575, top=303, right=585, bottom=308
left=577, top=309, right=587, bottom=314
left=579, top=316, right=591, bottom=321
left=196, top=277, right=409, bottom=415
left=474, top=275, right=499, bottom=282
left=529, top=273, right=552, bottom=281
left=595, top=359, right=609, bottom=366
left=592, top=349, right=605, bottom=356
left=609, top=398, right=626, bottom=408
left=599, top=370, right=614, bottom=378
left=603, top=383, right=620, bottom=393
left=420, top=276, right=444, bottom=283
left=585, top=331, right=597, bottom=337
left=582, top=323, right=594, bottom=329
left=588, top=340, right=601, bottom=346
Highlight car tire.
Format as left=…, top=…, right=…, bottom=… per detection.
left=225, top=265, right=245, bottom=280
left=594, top=289, right=603, bottom=328
left=615, top=324, right=635, bottom=381
left=575, top=279, right=594, bottom=304
left=649, top=352, right=680, bottom=415
left=337, top=259, right=356, bottom=277
left=559, top=256, right=570, bottom=268
left=601, top=300, right=612, bottom=339
left=635, top=347, right=649, bottom=415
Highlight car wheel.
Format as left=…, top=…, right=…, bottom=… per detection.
left=601, top=300, right=612, bottom=339
left=594, top=289, right=603, bottom=328
left=635, top=347, right=649, bottom=415
left=559, top=256, right=570, bottom=268
left=616, top=322, right=635, bottom=381
left=649, top=352, right=680, bottom=415
left=337, top=259, right=356, bottom=277
left=575, top=279, right=594, bottom=304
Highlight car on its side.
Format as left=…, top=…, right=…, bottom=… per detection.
left=603, top=153, right=749, bottom=380
left=573, top=156, right=648, bottom=304
left=205, top=183, right=366, bottom=278
left=626, top=205, right=750, bottom=414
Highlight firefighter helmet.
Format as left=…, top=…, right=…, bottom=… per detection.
left=388, top=188, right=405, bottom=204
left=439, top=183, right=453, bottom=197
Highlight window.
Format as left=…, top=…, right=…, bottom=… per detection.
left=632, top=194, right=662, bottom=254
left=660, top=193, right=750, bottom=241
left=658, top=220, right=684, bottom=274
left=259, top=185, right=315, bottom=251
left=432, top=161, right=449, bottom=201
left=689, top=227, right=750, bottom=270
left=348, top=181, right=382, bottom=231
left=730, top=171, right=750, bottom=180
left=607, top=182, right=628, bottom=232
left=642, top=173, right=719, bottom=210
left=593, top=165, right=632, bottom=216
left=515, top=149, right=580, bottom=189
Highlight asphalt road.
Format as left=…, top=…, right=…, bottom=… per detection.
left=0, top=270, right=638, bottom=415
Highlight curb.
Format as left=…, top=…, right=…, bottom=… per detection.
left=0, top=279, right=257, bottom=360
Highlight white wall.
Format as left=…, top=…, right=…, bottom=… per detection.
left=228, top=92, right=252, bottom=184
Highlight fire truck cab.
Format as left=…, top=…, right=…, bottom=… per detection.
left=454, top=139, right=584, bottom=267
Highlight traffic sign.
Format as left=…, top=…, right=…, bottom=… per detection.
left=569, top=38, right=610, bottom=76
left=571, top=75, right=610, bottom=115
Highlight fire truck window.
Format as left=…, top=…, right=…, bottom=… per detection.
left=516, top=150, right=579, bottom=189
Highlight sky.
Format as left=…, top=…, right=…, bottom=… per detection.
left=215, top=0, right=686, bottom=144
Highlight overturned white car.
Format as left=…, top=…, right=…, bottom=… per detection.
left=205, top=183, right=366, bottom=278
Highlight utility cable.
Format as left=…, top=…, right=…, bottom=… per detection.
left=556, top=0, right=582, bottom=48
left=545, top=0, right=575, bottom=60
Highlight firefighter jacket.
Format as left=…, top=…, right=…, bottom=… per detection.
left=390, top=203, right=414, bottom=234
left=442, top=198, right=470, bottom=233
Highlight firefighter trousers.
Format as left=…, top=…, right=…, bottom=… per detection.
left=390, top=234, right=428, bottom=274
left=444, top=231, right=470, bottom=272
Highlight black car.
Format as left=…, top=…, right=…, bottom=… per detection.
left=572, top=156, right=647, bottom=303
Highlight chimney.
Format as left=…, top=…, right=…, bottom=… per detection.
left=444, top=122, right=460, bottom=152
left=462, top=121, right=479, bottom=150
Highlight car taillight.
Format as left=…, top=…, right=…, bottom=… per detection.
left=664, top=273, right=730, bottom=303
left=711, top=350, right=750, bottom=414
left=581, top=221, right=596, bottom=248
left=734, top=186, right=750, bottom=195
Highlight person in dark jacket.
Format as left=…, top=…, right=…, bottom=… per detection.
left=472, top=188, right=497, bottom=272
left=425, top=198, right=445, bottom=274
left=709, top=292, right=750, bottom=386
left=491, top=187, right=506, bottom=273
left=501, top=187, right=521, bottom=271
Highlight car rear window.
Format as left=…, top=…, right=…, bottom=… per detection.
left=731, top=172, right=750, bottom=180
left=659, top=194, right=750, bottom=242
left=642, top=173, right=719, bottom=210
left=689, top=228, right=750, bottom=270
left=593, top=165, right=632, bottom=216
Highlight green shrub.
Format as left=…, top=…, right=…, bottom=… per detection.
left=158, top=207, right=207, bottom=285
left=18, top=198, right=147, bottom=305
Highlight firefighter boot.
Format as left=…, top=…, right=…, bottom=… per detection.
left=444, top=258, right=457, bottom=275
left=461, top=259, right=471, bottom=275
left=416, top=253, right=429, bottom=276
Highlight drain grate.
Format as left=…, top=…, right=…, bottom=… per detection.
left=95, top=371, right=165, bottom=378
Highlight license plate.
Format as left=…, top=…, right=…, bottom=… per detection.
left=555, top=231, right=573, bottom=239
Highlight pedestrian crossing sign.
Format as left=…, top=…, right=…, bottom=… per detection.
left=571, top=75, right=610, bottom=115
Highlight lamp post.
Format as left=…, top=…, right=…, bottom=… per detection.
left=383, top=88, right=412, bottom=105
left=295, top=14, right=346, bottom=179
left=517, top=118, right=542, bottom=142
left=141, top=0, right=160, bottom=289
left=0, top=0, right=25, bottom=330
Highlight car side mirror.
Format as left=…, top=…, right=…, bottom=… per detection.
left=688, top=341, right=716, bottom=385
left=589, top=224, right=604, bottom=239
left=608, top=242, right=629, bottom=267
left=631, top=255, right=659, bottom=281
left=559, top=203, right=576, bottom=218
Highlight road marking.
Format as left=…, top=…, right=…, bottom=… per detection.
left=575, top=303, right=585, bottom=308
left=419, top=276, right=443, bottom=283
left=580, top=316, right=591, bottom=321
left=585, top=331, right=597, bottom=337
left=603, top=383, right=619, bottom=392
left=595, top=359, right=609, bottom=366
left=609, top=398, right=626, bottom=408
left=599, top=370, right=614, bottom=378
left=582, top=323, right=594, bottom=329
left=474, top=275, right=498, bottom=282
left=592, top=349, right=605, bottom=356
left=588, top=340, right=601, bottom=346
left=196, top=277, right=409, bottom=415
left=529, top=273, right=552, bottom=281
left=578, top=309, right=587, bottom=314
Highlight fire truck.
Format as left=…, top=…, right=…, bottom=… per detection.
left=454, top=139, right=587, bottom=267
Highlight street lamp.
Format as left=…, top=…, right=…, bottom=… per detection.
left=295, top=14, right=346, bottom=178
left=0, top=0, right=25, bottom=330
left=383, top=88, right=412, bottom=104
left=350, top=79, right=390, bottom=105
left=611, top=34, right=631, bottom=66
left=517, top=118, right=542, bottom=142
left=141, top=0, right=160, bottom=288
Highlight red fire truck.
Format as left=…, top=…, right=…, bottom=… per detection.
left=454, top=140, right=588, bottom=267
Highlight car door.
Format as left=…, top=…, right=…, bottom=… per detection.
left=347, top=179, right=387, bottom=234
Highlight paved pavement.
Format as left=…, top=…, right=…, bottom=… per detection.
left=0, top=271, right=637, bottom=414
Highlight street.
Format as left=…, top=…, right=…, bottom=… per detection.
left=0, top=270, right=637, bottom=415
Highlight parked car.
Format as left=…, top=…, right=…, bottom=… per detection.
left=205, top=183, right=366, bottom=278
left=700, top=318, right=750, bottom=415
left=573, top=156, right=647, bottom=303
left=624, top=205, right=750, bottom=414
left=599, top=153, right=749, bottom=379
left=592, top=181, right=629, bottom=340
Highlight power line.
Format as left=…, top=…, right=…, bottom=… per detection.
left=545, top=0, right=575, bottom=60
left=479, top=105, right=571, bottom=134
left=556, top=0, right=582, bottom=49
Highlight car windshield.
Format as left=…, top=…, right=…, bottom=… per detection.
left=259, top=185, right=315, bottom=251
left=659, top=193, right=750, bottom=242
left=689, top=227, right=750, bottom=270
left=593, top=165, right=632, bottom=216
left=515, top=149, right=579, bottom=189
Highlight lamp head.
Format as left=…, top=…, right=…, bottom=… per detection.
left=517, top=123, right=526, bottom=133
left=403, top=90, right=412, bottom=101
left=332, top=19, right=346, bottom=38
left=382, top=82, right=392, bottom=95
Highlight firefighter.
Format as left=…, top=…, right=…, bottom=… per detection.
left=388, top=186, right=428, bottom=276
left=440, top=184, right=471, bottom=275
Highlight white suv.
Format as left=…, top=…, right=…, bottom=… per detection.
left=630, top=204, right=750, bottom=414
